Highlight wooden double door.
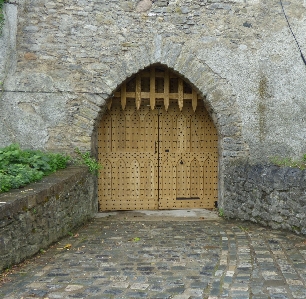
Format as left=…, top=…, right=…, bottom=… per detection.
left=97, top=67, right=218, bottom=211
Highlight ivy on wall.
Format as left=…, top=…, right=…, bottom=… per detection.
left=0, top=0, right=7, bottom=33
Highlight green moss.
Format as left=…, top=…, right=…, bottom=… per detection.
left=175, top=7, right=182, bottom=14
left=0, top=0, right=7, bottom=34
left=121, top=42, right=136, bottom=48
left=270, top=156, right=306, bottom=170
left=292, top=225, right=301, bottom=233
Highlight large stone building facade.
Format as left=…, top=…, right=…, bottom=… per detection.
left=0, top=0, right=306, bottom=228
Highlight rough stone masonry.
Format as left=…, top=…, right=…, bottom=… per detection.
left=0, top=0, right=306, bottom=231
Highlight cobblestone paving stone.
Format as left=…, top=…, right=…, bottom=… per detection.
left=1, top=215, right=306, bottom=299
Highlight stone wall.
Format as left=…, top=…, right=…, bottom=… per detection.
left=0, top=0, right=305, bottom=212
left=0, top=166, right=97, bottom=272
left=1, top=0, right=305, bottom=160
left=224, top=163, right=306, bottom=234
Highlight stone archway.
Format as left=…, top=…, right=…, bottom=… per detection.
left=90, top=42, right=248, bottom=210
left=96, top=65, right=219, bottom=211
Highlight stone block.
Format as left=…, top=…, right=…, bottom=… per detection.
left=160, top=41, right=177, bottom=67
left=246, top=164, right=264, bottom=186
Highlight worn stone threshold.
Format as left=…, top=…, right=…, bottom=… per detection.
left=95, top=209, right=220, bottom=221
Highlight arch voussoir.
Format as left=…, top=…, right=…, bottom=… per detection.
left=162, top=43, right=184, bottom=70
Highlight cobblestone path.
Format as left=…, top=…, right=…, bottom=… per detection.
left=1, top=213, right=306, bottom=299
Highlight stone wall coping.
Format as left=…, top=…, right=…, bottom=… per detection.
left=0, top=166, right=88, bottom=223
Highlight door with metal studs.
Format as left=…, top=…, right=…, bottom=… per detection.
left=97, top=66, right=218, bottom=211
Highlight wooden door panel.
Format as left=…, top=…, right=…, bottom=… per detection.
left=144, top=160, right=155, bottom=198
left=98, top=99, right=159, bottom=211
left=176, top=159, right=190, bottom=198
left=158, top=100, right=218, bottom=209
left=190, top=158, right=200, bottom=198
left=160, top=159, right=175, bottom=203
left=130, top=159, right=140, bottom=198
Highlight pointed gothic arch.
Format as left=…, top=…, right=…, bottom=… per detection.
left=96, top=65, right=224, bottom=210
left=91, top=42, right=248, bottom=210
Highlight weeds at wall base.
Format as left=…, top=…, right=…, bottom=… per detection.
left=74, top=147, right=102, bottom=175
left=218, top=208, right=224, bottom=218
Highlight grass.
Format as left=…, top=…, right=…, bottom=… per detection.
left=270, top=154, right=306, bottom=170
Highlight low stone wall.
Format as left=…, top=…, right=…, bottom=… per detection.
left=224, top=163, right=306, bottom=234
left=0, top=166, right=97, bottom=272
